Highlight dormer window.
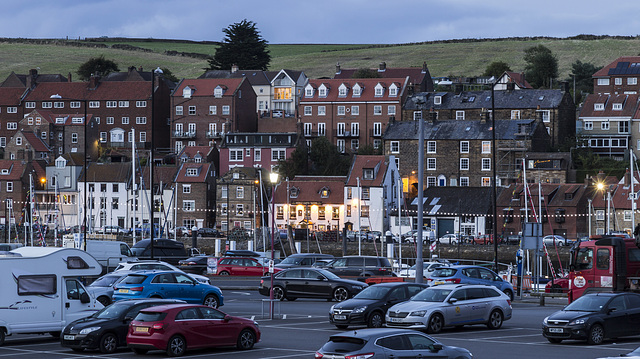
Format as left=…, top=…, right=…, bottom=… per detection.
left=374, top=83, right=384, bottom=97
left=338, top=84, right=348, bottom=97
left=182, top=86, right=193, bottom=98
left=214, top=85, right=224, bottom=98
left=305, top=85, right=314, bottom=97
left=55, top=157, right=66, bottom=169
left=352, top=84, right=362, bottom=97
left=318, top=85, right=327, bottom=98
left=613, top=103, right=623, bottom=110
left=363, top=168, right=374, bottom=180
left=289, top=187, right=299, bottom=198
left=320, top=187, right=330, bottom=198
left=56, top=117, right=65, bottom=124
left=186, top=168, right=198, bottom=176
left=389, top=84, right=398, bottom=97
left=594, top=103, right=604, bottom=111
left=0, top=169, right=8, bottom=175
left=434, top=96, right=442, bottom=105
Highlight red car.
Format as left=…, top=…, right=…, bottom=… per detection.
left=127, top=303, right=260, bottom=356
left=471, top=234, right=494, bottom=245
left=214, top=257, right=282, bottom=276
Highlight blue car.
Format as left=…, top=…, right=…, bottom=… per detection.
left=112, top=270, right=223, bottom=308
left=428, top=265, right=514, bottom=301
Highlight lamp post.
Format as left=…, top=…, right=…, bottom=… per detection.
left=150, top=67, right=163, bottom=259
left=50, top=94, right=88, bottom=249
left=596, top=182, right=612, bottom=234
left=269, top=171, right=279, bottom=320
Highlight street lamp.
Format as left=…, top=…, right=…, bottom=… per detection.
left=150, top=67, right=163, bottom=259
left=269, top=171, right=279, bottom=320
left=50, top=94, right=88, bottom=248
left=596, top=181, right=612, bottom=234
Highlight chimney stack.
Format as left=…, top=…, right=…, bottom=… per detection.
left=27, top=69, right=38, bottom=89
left=231, top=64, right=239, bottom=73
left=422, top=61, right=427, bottom=74
left=68, top=72, right=72, bottom=82
left=335, top=62, right=341, bottom=75
left=379, top=62, right=386, bottom=72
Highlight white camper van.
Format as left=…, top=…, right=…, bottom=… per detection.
left=0, top=247, right=103, bottom=345
left=63, top=236, right=137, bottom=273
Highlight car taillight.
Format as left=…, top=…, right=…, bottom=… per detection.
left=152, top=323, right=165, bottom=330
left=260, top=279, right=264, bottom=285
left=507, top=299, right=512, bottom=307
left=315, top=352, right=323, bottom=359
left=445, top=278, right=461, bottom=284
left=345, top=353, right=374, bottom=359
left=130, top=287, right=144, bottom=291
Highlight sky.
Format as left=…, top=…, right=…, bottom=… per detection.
left=3, top=0, right=640, bottom=44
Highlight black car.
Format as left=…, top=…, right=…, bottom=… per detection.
left=319, top=256, right=395, bottom=277
left=198, top=227, right=224, bottom=238
left=542, top=292, right=640, bottom=344
left=129, top=238, right=189, bottom=265
left=275, top=253, right=335, bottom=269
left=330, top=282, right=428, bottom=329
left=61, top=298, right=184, bottom=353
left=178, top=256, right=210, bottom=275
left=259, top=267, right=367, bottom=302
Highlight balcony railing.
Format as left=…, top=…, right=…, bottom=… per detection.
left=173, top=131, right=197, bottom=139
left=334, top=130, right=360, bottom=138
left=206, top=131, right=223, bottom=139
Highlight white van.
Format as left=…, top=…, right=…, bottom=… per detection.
left=0, top=247, right=103, bottom=345
left=63, top=236, right=137, bottom=273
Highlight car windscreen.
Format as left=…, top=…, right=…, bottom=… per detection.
left=431, top=268, right=457, bottom=278
left=92, top=302, right=130, bottom=319
left=563, top=295, right=611, bottom=312
left=317, top=268, right=340, bottom=280
left=411, top=288, right=452, bottom=302
left=134, top=311, right=168, bottom=322
left=119, top=274, right=147, bottom=285
left=90, top=274, right=124, bottom=287
left=321, top=336, right=366, bottom=353
left=353, top=285, right=391, bottom=300
left=279, top=256, right=303, bottom=265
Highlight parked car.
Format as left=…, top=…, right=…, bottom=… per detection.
left=114, top=259, right=210, bottom=284
left=100, top=225, right=126, bottom=234
left=170, top=226, right=190, bottom=237
left=386, top=284, right=512, bottom=333
left=543, top=235, right=568, bottom=247
left=545, top=277, right=569, bottom=293
left=329, top=282, right=428, bottom=328
left=503, top=234, right=522, bottom=245
left=112, top=270, right=223, bottom=308
left=437, top=234, right=461, bottom=245
left=259, top=267, right=366, bottom=302
left=315, top=328, right=473, bottom=359
left=178, top=256, right=209, bottom=275
left=214, top=256, right=280, bottom=276
left=275, top=253, right=335, bottom=269
left=542, top=292, right=640, bottom=344
left=129, top=238, right=189, bottom=265
left=318, top=256, right=395, bottom=278
left=61, top=298, right=184, bottom=354
left=127, top=303, right=260, bottom=356
left=397, top=261, right=451, bottom=279
left=471, top=234, right=494, bottom=245
left=86, top=270, right=135, bottom=306
left=198, top=227, right=224, bottom=238
left=428, top=265, right=515, bottom=300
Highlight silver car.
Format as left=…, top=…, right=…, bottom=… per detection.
left=316, top=328, right=472, bottom=359
left=386, top=284, right=512, bottom=333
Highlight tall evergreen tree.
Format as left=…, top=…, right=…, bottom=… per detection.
left=483, top=61, right=511, bottom=78
left=77, top=55, right=119, bottom=81
left=208, top=19, right=271, bottom=71
left=523, top=45, right=558, bottom=88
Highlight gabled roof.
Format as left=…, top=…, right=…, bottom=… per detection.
left=80, top=162, right=132, bottom=183
left=0, top=70, right=68, bottom=88
left=172, top=78, right=244, bottom=98
left=334, top=64, right=430, bottom=86
left=139, top=166, right=179, bottom=189
left=497, top=183, right=587, bottom=208
left=383, top=119, right=542, bottom=141
left=274, top=176, right=346, bottom=205
left=593, top=56, right=640, bottom=77
left=0, top=160, right=27, bottom=181
left=178, top=146, right=214, bottom=160
left=302, top=78, right=408, bottom=102
left=405, top=89, right=565, bottom=111
left=346, top=155, right=387, bottom=187
left=579, top=94, right=639, bottom=118
left=25, top=81, right=151, bottom=102
left=497, top=72, right=533, bottom=89
left=409, top=187, right=495, bottom=215
left=21, top=131, right=51, bottom=152
left=0, top=87, right=28, bottom=105
left=175, top=163, right=211, bottom=183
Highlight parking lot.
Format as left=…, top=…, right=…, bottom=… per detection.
left=1, top=290, right=639, bottom=358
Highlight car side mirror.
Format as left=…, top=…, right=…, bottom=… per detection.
left=388, top=297, right=399, bottom=302
left=317, top=275, right=325, bottom=280
left=608, top=307, right=617, bottom=314
left=223, top=315, right=232, bottom=322
left=124, top=316, right=133, bottom=322
left=429, top=343, right=443, bottom=352
left=448, top=298, right=458, bottom=304
left=80, top=292, right=90, bottom=304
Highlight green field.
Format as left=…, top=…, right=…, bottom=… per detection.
left=1, top=37, right=639, bottom=82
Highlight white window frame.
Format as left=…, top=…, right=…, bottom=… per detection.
left=304, top=106, right=312, bottom=116
left=456, top=110, right=465, bottom=120
left=482, top=158, right=491, bottom=171
left=427, top=158, right=436, bottom=170
left=373, top=106, right=382, bottom=115
left=482, top=141, right=491, bottom=154
left=460, top=158, right=469, bottom=170
left=222, top=105, right=230, bottom=115
left=390, top=141, right=400, bottom=153
left=427, top=141, right=436, bottom=153
left=318, top=106, right=326, bottom=116
left=584, top=121, right=593, bottom=130
left=351, top=106, right=359, bottom=115
left=460, top=141, right=469, bottom=153
left=602, top=121, right=610, bottom=130
left=337, top=106, right=345, bottom=116
left=387, top=105, right=396, bottom=115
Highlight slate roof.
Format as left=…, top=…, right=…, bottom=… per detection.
left=178, top=146, right=214, bottom=160
left=346, top=155, right=387, bottom=187
left=60, top=153, right=85, bottom=166
left=408, top=187, right=494, bottom=215
left=80, top=162, right=132, bottom=183
left=334, top=65, right=429, bottom=87
left=405, top=89, right=564, bottom=111
left=200, top=69, right=273, bottom=87
left=593, top=56, right=640, bottom=77
left=25, top=81, right=151, bottom=102
left=0, top=71, right=68, bottom=88
left=274, top=176, right=346, bottom=205
left=382, top=118, right=541, bottom=141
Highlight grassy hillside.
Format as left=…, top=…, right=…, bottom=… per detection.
left=1, top=37, right=640, bottom=83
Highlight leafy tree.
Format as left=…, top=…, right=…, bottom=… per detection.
left=483, top=61, right=511, bottom=78
left=77, top=55, right=119, bottom=81
left=352, top=68, right=380, bottom=78
left=309, top=137, right=351, bottom=176
left=208, top=19, right=271, bottom=71
left=160, top=67, right=179, bottom=83
left=523, top=45, right=558, bottom=89
left=567, top=60, right=601, bottom=99
left=357, top=144, right=382, bottom=155
left=276, top=141, right=309, bottom=180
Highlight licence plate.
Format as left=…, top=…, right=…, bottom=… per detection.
left=117, top=289, right=129, bottom=293
left=63, top=335, right=74, bottom=341
left=434, top=281, right=445, bottom=285
left=549, top=327, right=563, bottom=333
left=390, top=318, right=403, bottom=323
left=134, top=326, right=149, bottom=333
left=334, top=315, right=346, bottom=320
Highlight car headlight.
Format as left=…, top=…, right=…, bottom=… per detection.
left=330, top=305, right=335, bottom=313
left=543, top=316, right=549, bottom=324
left=352, top=285, right=363, bottom=290
left=352, top=305, right=368, bottom=314
left=79, top=327, right=101, bottom=335
left=569, top=319, right=586, bottom=325
left=409, top=310, right=427, bottom=317
left=253, top=321, right=260, bottom=327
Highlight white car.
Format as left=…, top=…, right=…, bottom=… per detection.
left=438, top=234, right=460, bottom=245
left=543, top=235, right=567, bottom=247
left=397, top=261, right=451, bottom=279
left=86, top=270, right=135, bottom=306
left=113, top=260, right=210, bottom=284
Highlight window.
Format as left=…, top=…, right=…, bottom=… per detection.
left=414, top=111, right=422, bottom=121
left=511, top=110, right=521, bottom=119
left=183, top=184, right=191, bottom=194
left=596, top=210, right=605, bottom=220
left=434, top=96, right=442, bottom=105
left=136, top=100, right=147, bottom=107
left=188, top=106, right=196, bottom=115
left=54, top=101, right=64, bottom=108
left=375, top=85, right=384, bottom=96
left=106, top=117, right=114, bottom=124
left=337, top=106, right=345, bottom=115
left=15, top=137, right=21, bottom=146
left=6, top=182, right=12, bottom=192
left=272, top=149, right=286, bottom=161
left=629, top=78, right=638, bottom=85
left=351, top=139, right=359, bottom=150
left=390, top=141, right=399, bottom=153
left=351, top=122, right=359, bottom=136
left=482, top=141, right=491, bottom=154
left=176, top=106, right=183, bottom=115
left=236, top=186, right=244, bottom=199
left=460, top=158, right=469, bottom=170
left=106, top=101, right=117, bottom=108
left=388, top=105, right=396, bottom=115
left=254, top=148, right=261, bottom=161
left=602, top=121, right=610, bottom=130
left=456, top=111, right=465, bottom=120
left=7, top=122, right=16, bottom=130
left=99, top=132, right=107, bottom=143
left=460, top=141, right=469, bottom=153
left=584, top=121, right=593, bottom=130
left=361, top=205, right=369, bottom=217
left=427, top=141, right=436, bottom=153
left=619, top=121, right=629, bottom=133
left=482, top=177, right=491, bottom=186
left=305, top=87, right=313, bottom=97
left=122, top=117, right=130, bottom=124
left=222, top=105, right=230, bottom=115
left=625, top=210, right=633, bottom=221
left=318, top=106, right=326, bottom=116
left=337, top=123, right=345, bottom=136
left=615, top=78, right=622, bottom=85
left=318, top=123, right=326, bottom=136
left=304, top=106, right=312, bottom=116
left=119, top=101, right=129, bottom=107
left=373, top=106, right=382, bottom=115
left=373, top=122, right=382, bottom=136
left=337, top=139, right=345, bottom=153
left=460, top=177, right=469, bottom=187
left=186, top=168, right=198, bottom=176
left=229, top=149, right=243, bottom=161
left=136, top=117, right=146, bottom=124
left=183, top=200, right=195, bottom=211
left=42, top=102, right=52, bottom=108
left=351, top=106, right=359, bottom=115
left=25, top=101, right=35, bottom=108
left=597, top=78, right=610, bottom=86
left=427, top=177, right=436, bottom=187
left=613, top=103, right=623, bottom=110
left=89, top=101, right=100, bottom=108
left=482, top=158, right=491, bottom=171
left=71, top=133, right=78, bottom=143
left=139, top=132, right=146, bottom=142
left=594, top=103, right=605, bottom=111
left=318, top=86, right=327, bottom=97
left=427, top=158, right=436, bottom=170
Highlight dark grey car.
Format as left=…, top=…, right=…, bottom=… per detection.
left=319, top=256, right=395, bottom=277
left=316, top=328, right=472, bottom=359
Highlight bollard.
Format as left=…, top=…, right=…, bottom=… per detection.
left=539, top=293, right=545, bottom=306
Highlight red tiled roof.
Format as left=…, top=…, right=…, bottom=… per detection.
left=175, top=163, right=211, bottom=183
left=505, top=72, right=533, bottom=89
left=593, top=56, right=640, bottom=77
left=173, top=78, right=244, bottom=98
left=301, top=78, right=408, bottom=102
left=178, top=146, right=213, bottom=159
left=24, top=81, right=151, bottom=102
left=274, top=176, right=346, bottom=205
left=21, top=132, right=50, bottom=152
left=0, top=87, right=27, bottom=106
left=579, top=94, right=639, bottom=118
left=0, top=160, right=26, bottom=181
left=346, top=155, right=387, bottom=187
left=335, top=67, right=427, bottom=85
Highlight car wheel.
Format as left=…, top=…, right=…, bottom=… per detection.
left=333, top=287, right=349, bottom=302
left=99, top=333, right=118, bottom=354
left=547, top=338, right=563, bottom=344
left=203, top=294, right=219, bottom=308
left=167, top=335, right=187, bottom=357
left=236, top=329, right=256, bottom=350
left=132, top=348, right=148, bottom=354
left=218, top=271, right=230, bottom=276
left=335, top=324, right=349, bottom=329
left=587, top=324, right=604, bottom=345
left=97, top=296, right=111, bottom=307
left=487, top=310, right=503, bottom=329
left=272, top=286, right=286, bottom=301
left=427, top=313, right=444, bottom=334
left=367, top=311, right=384, bottom=328
left=557, top=241, right=564, bottom=247
left=503, top=289, right=514, bottom=301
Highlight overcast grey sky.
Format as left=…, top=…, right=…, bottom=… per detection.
left=4, top=0, right=640, bottom=44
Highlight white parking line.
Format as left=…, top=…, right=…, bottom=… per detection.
left=231, top=292, right=252, bottom=295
